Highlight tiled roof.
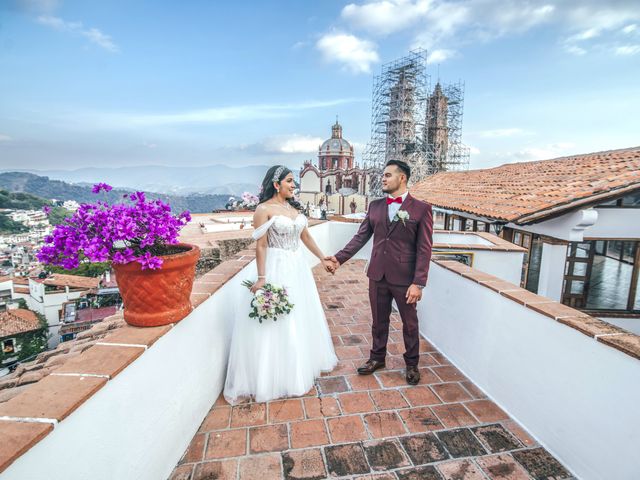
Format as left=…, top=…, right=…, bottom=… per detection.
left=0, top=309, right=41, bottom=337
left=411, top=146, right=640, bottom=223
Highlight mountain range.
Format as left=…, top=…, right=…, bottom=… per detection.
left=0, top=172, right=231, bottom=213
left=0, top=165, right=273, bottom=196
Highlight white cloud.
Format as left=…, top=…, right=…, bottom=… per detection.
left=512, top=142, right=575, bottom=161
left=316, top=33, right=379, bottom=74
left=341, top=0, right=430, bottom=36
left=82, top=27, right=118, bottom=52
left=615, top=44, right=640, bottom=55
left=261, top=135, right=324, bottom=154
left=67, top=98, right=365, bottom=129
left=339, top=0, right=640, bottom=57
left=561, top=2, right=640, bottom=54
left=36, top=15, right=118, bottom=52
left=563, top=44, right=587, bottom=55
left=566, top=28, right=601, bottom=43
left=477, top=128, right=529, bottom=138
left=0, top=134, right=12, bottom=142
left=426, top=48, right=456, bottom=64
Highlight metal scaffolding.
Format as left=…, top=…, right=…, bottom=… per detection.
left=363, top=49, right=469, bottom=197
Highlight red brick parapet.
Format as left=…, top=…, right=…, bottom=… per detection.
left=433, top=259, right=640, bottom=361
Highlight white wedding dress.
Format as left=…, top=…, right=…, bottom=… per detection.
left=223, top=213, right=338, bottom=404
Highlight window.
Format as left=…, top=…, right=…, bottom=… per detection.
left=525, top=236, right=543, bottom=293
left=562, top=242, right=593, bottom=309
left=634, top=270, right=640, bottom=311
left=2, top=339, right=15, bottom=354
left=510, top=229, right=539, bottom=290
left=596, top=190, right=640, bottom=208
left=563, top=239, right=640, bottom=313
left=622, top=191, right=640, bottom=207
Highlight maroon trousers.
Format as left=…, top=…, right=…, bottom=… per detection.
left=368, top=276, right=420, bottom=367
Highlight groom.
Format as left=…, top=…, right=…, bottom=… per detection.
left=327, top=160, right=433, bottom=385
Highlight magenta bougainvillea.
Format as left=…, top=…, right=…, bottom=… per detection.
left=37, top=184, right=191, bottom=270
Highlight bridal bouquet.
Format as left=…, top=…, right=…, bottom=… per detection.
left=241, top=280, right=294, bottom=323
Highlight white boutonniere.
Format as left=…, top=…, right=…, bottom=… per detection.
left=393, top=210, right=410, bottom=226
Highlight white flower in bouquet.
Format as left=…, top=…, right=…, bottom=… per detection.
left=241, top=280, right=294, bottom=323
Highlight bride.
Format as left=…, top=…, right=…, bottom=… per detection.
left=223, top=165, right=339, bottom=404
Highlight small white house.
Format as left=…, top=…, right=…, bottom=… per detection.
left=412, top=146, right=640, bottom=333
left=23, top=273, right=100, bottom=348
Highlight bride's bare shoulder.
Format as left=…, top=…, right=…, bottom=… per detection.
left=253, top=203, right=272, bottom=225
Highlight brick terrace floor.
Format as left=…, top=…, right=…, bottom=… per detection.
left=169, top=260, right=575, bottom=480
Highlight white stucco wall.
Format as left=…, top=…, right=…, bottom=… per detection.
left=536, top=243, right=568, bottom=302
left=300, top=170, right=320, bottom=192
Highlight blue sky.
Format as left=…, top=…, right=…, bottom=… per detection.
left=1, top=0, right=639, bottom=172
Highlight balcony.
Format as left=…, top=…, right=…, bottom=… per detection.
left=0, top=220, right=638, bottom=480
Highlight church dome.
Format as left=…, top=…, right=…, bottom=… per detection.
left=319, top=120, right=353, bottom=155
left=320, top=137, right=352, bottom=153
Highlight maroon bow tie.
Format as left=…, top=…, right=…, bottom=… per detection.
left=386, top=197, right=402, bottom=205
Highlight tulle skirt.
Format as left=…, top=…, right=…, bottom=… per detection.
left=223, top=246, right=338, bottom=404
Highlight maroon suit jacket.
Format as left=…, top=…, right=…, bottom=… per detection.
left=335, top=193, right=434, bottom=286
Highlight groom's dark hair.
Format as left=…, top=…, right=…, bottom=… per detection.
left=385, top=159, right=411, bottom=181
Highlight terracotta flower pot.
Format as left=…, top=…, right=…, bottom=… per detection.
left=113, top=243, right=200, bottom=327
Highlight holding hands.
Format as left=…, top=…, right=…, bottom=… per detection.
left=322, top=255, right=340, bottom=275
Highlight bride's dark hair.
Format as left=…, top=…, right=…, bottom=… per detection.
left=258, top=165, right=302, bottom=210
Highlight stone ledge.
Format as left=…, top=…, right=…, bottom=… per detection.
left=0, top=374, right=107, bottom=422
left=97, top=324, right=173, bottom=348
left=52, top=344, right=145, bottom=379
left=0, top=421, right=54, bottom=473
left=598, top=333, right=640, bottom=360
left=433, top=259, right=640, bottom=361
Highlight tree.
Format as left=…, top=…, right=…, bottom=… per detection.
left=0, top=213, right=28, bottom=234
left=48, top=261, right=111, bottom=278
left=17, top=313, right=49, bottom=362
left=47, top=207, right=72, bottom=226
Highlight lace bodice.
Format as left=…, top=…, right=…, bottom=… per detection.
left=253, top=214, right=307, bottom=251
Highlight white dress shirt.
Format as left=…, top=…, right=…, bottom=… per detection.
left=387, top=190, right=408, bottom=222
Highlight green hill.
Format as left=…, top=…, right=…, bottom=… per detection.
left=0, top=172, right=228, bottom=213
left=0, top=213, right=29, bottom=234
left=0, top=189, right=49, bottom=210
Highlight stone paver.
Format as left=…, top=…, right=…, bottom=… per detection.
left=169, top=261, right=574, bottom=479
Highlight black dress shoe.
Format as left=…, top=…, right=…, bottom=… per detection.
left=406, top=366, right=420, bottom=385
left=357, top=359, right=386, bottom=375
